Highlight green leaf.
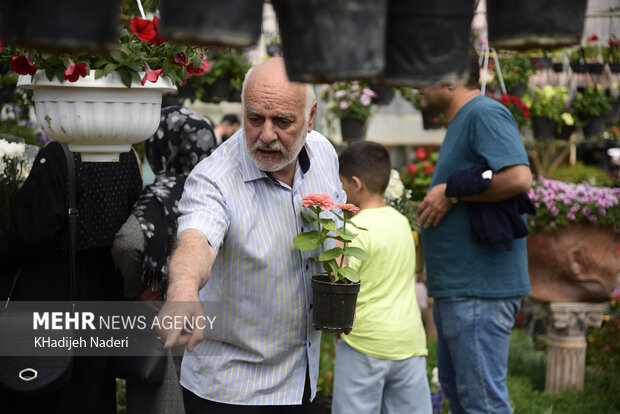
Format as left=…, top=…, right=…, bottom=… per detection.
left=319, top=218, right=336, bottom=232
left=192, top=54, right=202, bottom=70
left=119, top=69, right=133, bottom=88
left=102, top=63, right=117, bottom=78
left=301, top=211, right=316, bottom=225
left=293, top=231, right=323, bottom=251
left=94, top=68, right=105, bottom=79
left=127, top=61, right=142, bottom=73
left=344, top=246, right=371, bottom=261
left=323, top=260, right=339, bottom=279
left=336, top=229, right=356, bottom=241
left=44, top=69, right=54, bottom=81
left=338, top=266, right=359, bottom=283
left=54, top=67, right=65, bottom=83
left=348, top=222, right=368, bottom=231
left=318, top=247, right=343, bottom=262
left=110, top=50, right=124, bottom=63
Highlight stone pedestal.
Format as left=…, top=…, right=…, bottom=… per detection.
left=540, top=302, right=607, bottom=393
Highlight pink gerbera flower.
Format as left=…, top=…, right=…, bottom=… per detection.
left=302, top=194, right=335, bottom=211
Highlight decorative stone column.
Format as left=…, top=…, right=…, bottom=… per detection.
left=542, top=302, right=607, bottom=393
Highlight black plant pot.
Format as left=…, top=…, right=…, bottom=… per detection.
left=340, top=116, right=366, bottom=142
left=604, top=102, right=620, bottom=128
left=582, top=115, right=606, bottom=138
left=202, top=76, right=232, bottom=103
left=533, top=57, right=553, bottom=70
left=421, top=111, right=443, bottom=130
left=588, top=63, right=605, bottom=74
left=570, top=61, right=587, bottom=73
left=158, top=0, right=263, bottom=47
left=486, top=0, right=587, bottom=50
left=311, top=275, right=360, bottom=334
left=0, top=0, right=121, bottom=53
left=380, top=0, right=474, bottom=87
left=609, top=63, right=620, bottom=73
left=552, top=62, right=566, bottom=73
left=531, top=116, right=558, bottom=140
left=508, top=83, right=527, bottom=99
left=272, top=0, right=387, bottom=82
left=368, top=82, right=394, bottom=105
left=555, top=124, right=575, bottom=141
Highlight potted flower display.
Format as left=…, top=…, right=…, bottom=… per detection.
left=321, top=81, right=377, bottom=142
left=523, top=85, right=576, bottom=140
left=488, top=52, right=536, bottom=98
left=493, top=92, right=530, bottom=131
left=603, top=36, right=620, bottom=73
left=293, top=194, right=370, bottom=333
left=400, top=148, right=439, bottom=202
left=1, top=16, right=209, bottom=161
left=199, top=47, right=252, bottom=103
left=572, top=86, right=612, bottom=138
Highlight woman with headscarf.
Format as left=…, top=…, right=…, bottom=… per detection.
left=113, top=105, right=217, bottom=413
left=0, top=140, right=142, bottom=412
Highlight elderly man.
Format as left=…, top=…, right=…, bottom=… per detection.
left=159, top=57, right=345, bottom=413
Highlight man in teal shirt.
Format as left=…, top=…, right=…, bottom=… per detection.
left=417, top=49, right=532, bottom=414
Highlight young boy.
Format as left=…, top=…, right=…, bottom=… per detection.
left=332, top=141, right=431, bottom=414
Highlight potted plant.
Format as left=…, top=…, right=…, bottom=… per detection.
left=489, top=53, right=536, bottom=98
left=400, top=148, right=439, bottom=202
left=523, top=85, right=575, bottom=140
left=293, top=194, right=370, bottom=334
left=492, top=92, right=531, bottom=131
left=584, top=33, right=604, bottom=73
left=321, top=81, right=377, bottom=141
left=603, top=36, right=620, bottom=73
left=200, top=48, right=251, bottom=103
left=572, top=87, right=612, bottom=138
left=2, top=16, right=209, bottom=161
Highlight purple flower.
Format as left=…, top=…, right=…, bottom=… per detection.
left=567, top=213, right=576, bottom=221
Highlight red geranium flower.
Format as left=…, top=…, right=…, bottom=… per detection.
left=588, top=33, right=599, bottom=42
left=302, top=194, right=335, bottom=211
left=10, top=54, right=36, bottom=76
left=335, top=203, right=360, bottom=213
left=415, top=148, right=427, bottom=159
left=422, top=166, right=435, bottom=174
left=407, top=163, right=418, bottom=174
left=63, top=58, right=87, bottom=82
left=141, top=62, right=164, bottom=85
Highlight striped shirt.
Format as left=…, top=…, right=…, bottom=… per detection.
left=177, top=129, right=345, bottom=405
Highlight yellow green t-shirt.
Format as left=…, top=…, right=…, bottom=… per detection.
left=343, top=206, right=427, bottom=360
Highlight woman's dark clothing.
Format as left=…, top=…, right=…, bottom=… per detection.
left=0, top=141, right=142, bottom=413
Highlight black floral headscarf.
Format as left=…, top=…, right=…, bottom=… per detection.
left=132, top=106, right=216, bottom=287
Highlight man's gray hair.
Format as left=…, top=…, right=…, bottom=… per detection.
left=241, top=66, right=316, bottom=120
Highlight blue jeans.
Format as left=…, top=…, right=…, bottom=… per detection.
left=433, top=296, right=521, bottom=414
left=332, top=340, right=432, bottom=414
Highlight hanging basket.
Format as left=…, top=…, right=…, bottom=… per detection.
left=368, top=82, right=395, bottom=105
left=17, top=71, right=175, bottom=162
left=158, top=0, right=263, bottom=47
left=555, top=124, right=575, bottom=141
left=486, top=0, right=587, bottom=51
left=311, top=275, right=361, bottom=334
left=379, top=0, right=475, bottom=87
left=340, top=116, right=366, bottom=142
left=0, top=0, right=121, bottom=53
left=582, top=115, right=606, bottom=138
left=272, top=0, right=387, bottom=82
left=201, top=76, right=232, bottom=103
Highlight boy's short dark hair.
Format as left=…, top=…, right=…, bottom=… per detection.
left=339, top=141, right=391, bottom=194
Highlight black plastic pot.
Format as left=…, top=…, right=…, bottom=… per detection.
left=570, top=61, right=587, bottom=74
left=340, top=116, right=366, bottom=142
left=380, top=0, right=475, bottom=87
left=533, top=57, right=553, bottom=70
left=552, top=62, right=566, bottom=73
left=555, top=124, right=575, bottom=141
left=531, top=116, right=558, bottom=140
left=272, top=0, right=387, bottom=82
left=508, top=83, right=527, bottom=99
left=311, top=275, right=360, bottom=334
left=368, top=82, right=395, bottom=105
left=588, top=63, right=605, bottom=74
left=158, top=0, right=263, bottom=47
left=0, top=0, right=121, bottom=52
left=609, top=63, right=620, bottom=73
left=202, top=76, right=232, bottom=103
left=582, top=115, right=606, bottom=138
left=486, top=0, right=587, bottom=51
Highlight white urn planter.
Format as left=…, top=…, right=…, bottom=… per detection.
left=18, top=70, right=176, bottom=162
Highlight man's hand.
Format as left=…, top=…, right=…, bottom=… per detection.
left=156, top=229, right=216, bottom=352
left=417, top=183, right=453, bottom=228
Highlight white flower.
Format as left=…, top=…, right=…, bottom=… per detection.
left=0, top=138, right=26, bottom=175
left=431, top=367, right=440, bottom=387
left=384, top=169, right=405, bottom=201
left=360, top=94, right=371, bottom=106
